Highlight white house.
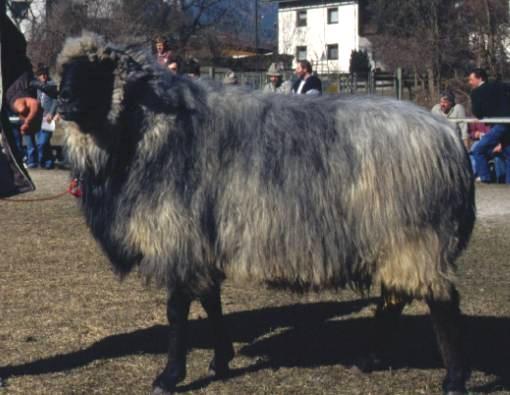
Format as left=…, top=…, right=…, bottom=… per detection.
left=274, top=0, right=365, bottom=73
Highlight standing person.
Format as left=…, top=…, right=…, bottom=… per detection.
left=24, top=64, right=58, bottom=169
left=469, top=68, right=510, bottom=183
left=263, top=63, right=292, bottom=94
left=154, top=36, right=173, bottom=68
left=223, top=70, right=238, bottom=85
left=291, top=60, right=322, bottom=96
left=431, top=90, right=469, bottom=149
left=0, top=3, right=41, bottom=197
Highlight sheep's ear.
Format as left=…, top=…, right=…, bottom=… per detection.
left=126, top=69, right=152, bottom=84
left=173, top=84, right=199, bottom=112
left=142, top=77, right=200, bottom=114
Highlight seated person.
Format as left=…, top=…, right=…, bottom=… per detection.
left=431, top=90, right=469, bottom=149
left=468, top=68, right=510, bottom=183
left=469, top=122, right=507, bottom=183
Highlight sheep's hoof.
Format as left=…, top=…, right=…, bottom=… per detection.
left=208, top=347, right=234, bottom=379
left=208, top=358, right=231, bottom=379
left=151, top=385, right=174, bottom=395
left=151, top=367, right=185, bottom=395
left=351, top=353, right=383, bottom=373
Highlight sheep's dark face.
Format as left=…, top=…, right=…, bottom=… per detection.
left=58, top=57, right=116, bottom=132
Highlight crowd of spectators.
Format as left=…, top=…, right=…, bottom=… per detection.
left=151, top=35, right=509, bottom=185
left=433, top=68, right=510, bottom=184
left=6, top=28, right=506, bottom=185
left=13, top=32, right=504, bottom=182
left=151, top=34, right=323, bottom=97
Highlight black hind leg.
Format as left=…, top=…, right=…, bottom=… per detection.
left=356, top=287, right=409, bottom=372
left=200, top=286, right=235, bottom=378
left=427, top=287, right=469, bottom=395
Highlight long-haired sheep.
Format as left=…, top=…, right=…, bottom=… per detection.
left=56, top=33, right=475, bottom=395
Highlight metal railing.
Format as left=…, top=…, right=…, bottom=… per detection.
left=450, top=118, right=510, bottom=124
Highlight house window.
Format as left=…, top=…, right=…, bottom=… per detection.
left=296, top=10, right=307, bottom=27
left=327, top=44, right=338, bottom=60
left=296, top=46, right=307, bottom=61
left=327, top=8, right=338, bottom=24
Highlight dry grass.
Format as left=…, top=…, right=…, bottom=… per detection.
left=1, top=170, right=509, bottom=394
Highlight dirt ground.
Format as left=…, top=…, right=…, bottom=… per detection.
left=0, top=169, right=509, bottom=395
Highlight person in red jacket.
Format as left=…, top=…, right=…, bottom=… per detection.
left=154, top=36, right=173, bottom=68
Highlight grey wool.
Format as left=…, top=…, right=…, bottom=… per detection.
left=57, top=32, right=475, bottom=301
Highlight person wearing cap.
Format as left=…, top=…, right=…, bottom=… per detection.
left=1, top=3, right=41, bottom=197
left=431, top=90, right=469, bottom=149
left=263, top=63, right=292, bottom=94
left=223, top=70, right=238, bottom=85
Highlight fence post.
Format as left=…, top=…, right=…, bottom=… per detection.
left=395, top=67, right=403, bottom=100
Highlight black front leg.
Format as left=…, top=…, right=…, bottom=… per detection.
left=200, top=286, right=234, bottom=379
left=152, top=289, right=191, bottom=395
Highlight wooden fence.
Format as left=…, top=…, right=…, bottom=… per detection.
left=203, top=66, right=408, bottom=100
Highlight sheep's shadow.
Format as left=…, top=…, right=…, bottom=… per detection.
left=1, top=299, right=509, bottom=393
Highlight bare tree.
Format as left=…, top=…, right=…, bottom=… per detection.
left=368, top=0, right=468, bottom=99
left=368, top=0, right=510, bottom=101
left=463, top=0, right=510, bottom=78
left=26, top=0, right=235, bottom=69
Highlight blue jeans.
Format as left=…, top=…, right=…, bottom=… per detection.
left=23, top=130, right=54, bottom=168
left=471, top=124, right=510, bottom=183
left=494, top=156, right=507, bottom=183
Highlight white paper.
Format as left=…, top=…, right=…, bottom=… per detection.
left=41, top=119, right=56, bottom=132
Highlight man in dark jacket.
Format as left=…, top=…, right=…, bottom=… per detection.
left=292, top=60, right=322, bottom=96
left=469, top=68, right=510, bottom=183
left=1, top=2, right=41, bottom=196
